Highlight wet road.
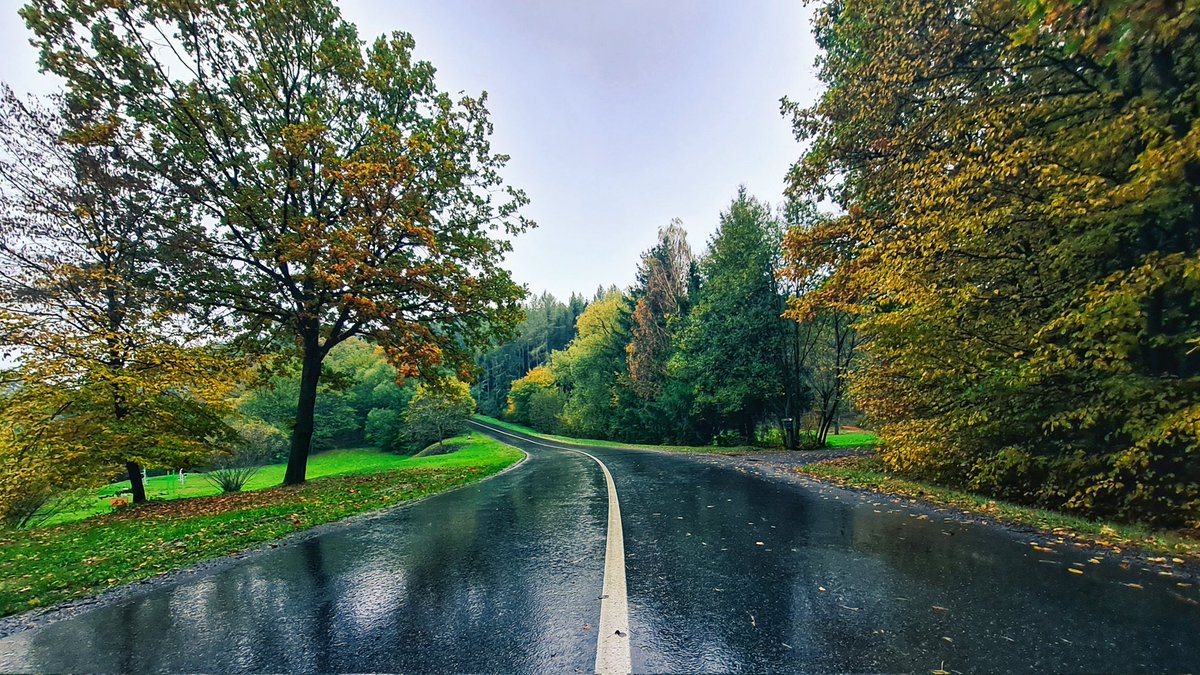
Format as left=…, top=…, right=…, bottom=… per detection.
left=0, top=436, right=608, bottom=673
left=1, top=422, right=1199, bottom=673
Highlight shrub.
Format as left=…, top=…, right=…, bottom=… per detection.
left=365, top=407, right=405, bottom=453
left=204, top=466, right=259, bottom=493
left=202, top=418, right=284, bottom=493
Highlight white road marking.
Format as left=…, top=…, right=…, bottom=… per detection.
left=468, top=422, right=632, bottom=674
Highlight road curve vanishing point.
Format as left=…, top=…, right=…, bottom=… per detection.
left=468, top=421, right=632, bottom=674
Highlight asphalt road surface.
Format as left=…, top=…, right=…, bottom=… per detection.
left=0, top=420, right=1197, bottom=673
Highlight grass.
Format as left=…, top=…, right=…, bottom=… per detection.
left=800, top=455, right=1200, bottom=559
left=474, top=415, right=759, bottom=453
left=0, top=433, right=523, bottom=618
left=474, top=415, right=879, bottom=453
left=823, top=431, right=878, bottom=448
left=44, top=447, right=425, bottom=527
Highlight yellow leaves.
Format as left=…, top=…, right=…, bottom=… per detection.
left=279, top=122, right=328, bottom=156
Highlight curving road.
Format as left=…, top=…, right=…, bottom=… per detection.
left=0, top=420, right=1198, bottom=673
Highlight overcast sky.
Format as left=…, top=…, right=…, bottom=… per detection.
left=0, top=0, right=822, bottom=301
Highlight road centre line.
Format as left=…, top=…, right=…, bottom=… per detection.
left=467, top=422, right=632, bottom=674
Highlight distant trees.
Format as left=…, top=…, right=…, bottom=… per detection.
left=482, top=194, right=855, bottom=448
left=23, top=0, right=530, bottom=484
left=782, top=0, right=1200, bottom=524
left=238, top=339, right=415, bottom=452
left=474, top=293, right=586, bottom=416
left=547, top=290, right=633, bottom=440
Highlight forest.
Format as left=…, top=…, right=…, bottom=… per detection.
left=477, top=197, right=861, bottom=451
left=482, top=1, right=1200, bottom=527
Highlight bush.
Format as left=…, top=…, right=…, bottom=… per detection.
left=527, top=387, right=564, bottom=434
left=365, top=407, right=405, bottom=453
left=204, top=465, right=259, bottom=493
left=203, top=418, right=285, bottom=494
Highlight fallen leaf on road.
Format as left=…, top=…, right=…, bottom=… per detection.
left=932, top=605, right=949, bottom=612
left=1068, top=568, right=1083, bottom=575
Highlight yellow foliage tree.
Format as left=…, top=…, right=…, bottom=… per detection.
left=783, top=0, right=1200, bottom=525
left=0, top=89, right=243, bottom=517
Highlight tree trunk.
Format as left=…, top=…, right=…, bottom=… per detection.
left=284, top=335, right=323, bottom=485
left=126, top=461, right=147, bottom=504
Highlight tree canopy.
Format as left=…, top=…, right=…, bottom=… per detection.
left=782, top=0, right=1200, bottom=525
left=23, top=0, right=530, bottom=483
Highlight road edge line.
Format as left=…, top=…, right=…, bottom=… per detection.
left=468, top=422, right=632, bottom=674
left=575, top=448, right=632, bottom=675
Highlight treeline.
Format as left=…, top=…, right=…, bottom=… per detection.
left=783, top=0, right=1199, bottom=525
left=495, top=194, right=860, bottom=448
left=0, top=0, right=526, bottom=522
left=474, top=292, right=588, bottom=416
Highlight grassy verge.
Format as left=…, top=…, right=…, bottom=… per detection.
left=474, top=415, right=878, bottom=454
left=0, top=433, right=523, bottom=618
left=801, top=455, right=1199, bottom=558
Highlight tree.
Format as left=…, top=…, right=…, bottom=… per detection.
left=23, top=0, right=530, bottom=485
left=803, top=310, right=860, bottom=445
left=551, top=290, right=634, bottom=440
left=0, top=87, right=241, bottom=506
left=783, top=0, right=1200, bottom=524
left=365, top=408, right=405, bottom=453
left=678, top=189, right=790, bottom=442
left=404, top=380, right=476, bottom=449
left=506, top=366, right=556, bottom=427
left=627, top=220, right=695, bottom=399
left=474, top=293, right=584, bottom=416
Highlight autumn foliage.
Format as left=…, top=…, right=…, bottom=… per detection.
left=783, top=0, right=1200, bottom=525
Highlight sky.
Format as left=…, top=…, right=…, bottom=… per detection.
left=0, top=0, right=823, bottom=301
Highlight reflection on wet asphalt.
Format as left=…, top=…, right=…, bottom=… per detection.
left=1, top=422, right=1198, bottom=673
left=585, top=446, right=1200, bottom=673
left=0, top=442, right=607, bottom=673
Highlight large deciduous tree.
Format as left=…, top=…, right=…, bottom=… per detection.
left=784, top=0, right=1200, bottom=524
left=0, top=88, right=240, bottom=512
left=23, top=0, right=530, bottom=484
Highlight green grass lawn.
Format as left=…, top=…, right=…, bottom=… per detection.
left=801, top=455, right=1199, bottom=558
left=824, top=431, right=878, bottom=448
left=474, top=415, right=878, bottom=452
left=44, top=447, right=444, bottom=527
left=0, top=432, right=523, bottom=617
